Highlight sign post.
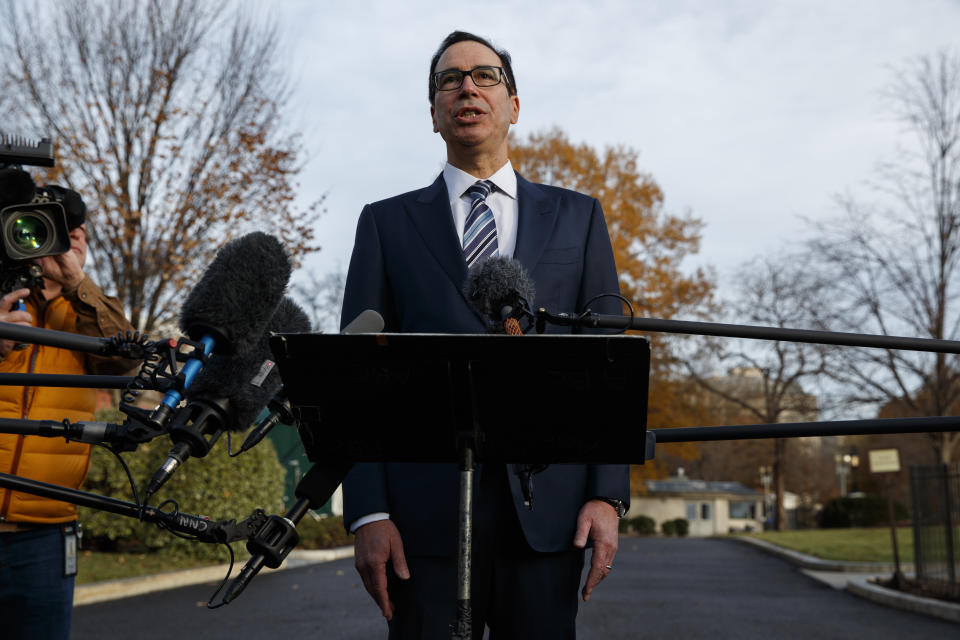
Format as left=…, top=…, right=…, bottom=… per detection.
left=869, top=448, right=904, bottom=586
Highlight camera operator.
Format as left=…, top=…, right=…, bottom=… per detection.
left=0, top=169, right=136, bottom=639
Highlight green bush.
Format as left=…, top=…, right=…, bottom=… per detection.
left=80, top=408, right=286, bottom=562
left=660, top=518, right=689, bottom=537
left=672, top=517, right=689, bottom=537
left=819, top=495, right=909, bottom=528
left=295, top=515, right=353, bottom=549
left=619, top=515, right=655, bottom=535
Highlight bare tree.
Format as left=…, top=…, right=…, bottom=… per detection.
left=289, top=268, right=346, bottom=334
left=685, top=255, right=835, bottom=529
left=0, top=0, right=321, bottom=332
left=810, top=51, right=960, bottom=462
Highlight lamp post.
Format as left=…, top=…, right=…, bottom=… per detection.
left=834, top=448, right=860, bottom=497
left=759, top=465, right=772, bottom=525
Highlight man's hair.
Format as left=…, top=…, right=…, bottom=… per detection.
left=428, top=31, right=517, bottom=103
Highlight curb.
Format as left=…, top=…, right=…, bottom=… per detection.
left=731, top=536, right=958, bottom=624
left=733, top=536, right=911, bottom=573
left=74, top=545, right=354, bottom=606
left=846, top=578, right=960, bottom=624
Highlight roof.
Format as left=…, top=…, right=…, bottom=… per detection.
left=645, top=478, right=761, bottom=497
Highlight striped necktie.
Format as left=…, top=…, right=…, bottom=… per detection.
left=462, top=180, right=498, bottom=267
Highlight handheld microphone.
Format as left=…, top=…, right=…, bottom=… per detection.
left=145, top=297, right=308, bottom=498
left=238, top=307, right=385, bottom=454
left=150, top=232, right=292, bottom=426
left=462, top=256, right=535, bottom=334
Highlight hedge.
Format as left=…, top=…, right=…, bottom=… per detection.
left=80, top=408, right=286, bottom=562
left=819, top=494, right=909, bottom=528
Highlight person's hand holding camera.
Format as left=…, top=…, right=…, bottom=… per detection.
left=0, top=288, right=33, bottom=358
left=34, top=225, right=87, bottom=295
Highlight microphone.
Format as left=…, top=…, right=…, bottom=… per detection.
left=238, top=307, right=385, bottom=454
left=341, top=308, right=386, bottom=334
left=462, top=256, right=535, bottom=334
left=462, top=257, right=545, bottom=505
left=145, top=297, right=308, bottom=498
left=222, top=461, right=353, bottom=604
left=150, top=232, right=292, bottom=426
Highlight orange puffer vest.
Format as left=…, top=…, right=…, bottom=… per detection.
left=0, top=294, right=96, bottom=523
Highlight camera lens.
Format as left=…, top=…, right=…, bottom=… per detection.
left=0, top=202, right=70, bottom=261
left=11, top=215, right=50, bottom=253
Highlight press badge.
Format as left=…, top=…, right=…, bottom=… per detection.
left=62, top=523, right=78, bottom=577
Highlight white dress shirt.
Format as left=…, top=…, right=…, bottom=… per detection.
left=443, top=160, right=519, bottom=259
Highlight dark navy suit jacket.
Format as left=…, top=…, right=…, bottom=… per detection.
left=340, top=172, right=629, bottom=557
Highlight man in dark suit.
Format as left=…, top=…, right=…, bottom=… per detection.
left=340, top=31, right=629, bottom=639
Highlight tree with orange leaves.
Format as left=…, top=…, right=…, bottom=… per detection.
left=509, top=128, right=716, bottom=491
left=0, top=0, right=321, bottom=332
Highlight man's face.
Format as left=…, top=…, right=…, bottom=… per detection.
left=68, top=224, right=87, bottom=267
left=430, top=41, right=519, bottom=158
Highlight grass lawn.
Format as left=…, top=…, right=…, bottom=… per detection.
left=742, top=527, right=913, bottom=563
left=76, top=549, right=244, bottom=585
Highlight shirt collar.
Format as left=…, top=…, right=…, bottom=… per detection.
left=442, top=160, right=517, bottom=201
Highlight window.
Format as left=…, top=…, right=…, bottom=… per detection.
left=729, top=501, right=757, bottom=519
left=700, top=503, right=711, bottom=520
left=685, top=502, right=697, bottom=520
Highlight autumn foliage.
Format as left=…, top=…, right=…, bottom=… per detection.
left=509, top=128, right=715, bottom=490
left=1, top=0, right=321, bottom=332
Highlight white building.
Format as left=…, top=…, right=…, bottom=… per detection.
left=630, top=470, right=764, bottom=536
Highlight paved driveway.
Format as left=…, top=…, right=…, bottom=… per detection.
left=72, top=538, right=959, bottom=639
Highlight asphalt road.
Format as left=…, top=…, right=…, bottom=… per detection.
left=72, top=538, right=959, bottom=639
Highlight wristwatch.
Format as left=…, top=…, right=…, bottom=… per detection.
left=592, top=496, right=626, bottom=519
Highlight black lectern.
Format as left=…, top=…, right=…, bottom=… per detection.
left=271, top=332, right=650, bottom=639
left=272, top=333, right=650, bottom=464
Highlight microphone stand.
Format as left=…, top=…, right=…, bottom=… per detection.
left=0, top=471, right=269, bottom=544
left=0, top=320, right=152, bottom=358
left=0, top=373, right=133, bottom=388
left=534, top=307, right=960, bottom=354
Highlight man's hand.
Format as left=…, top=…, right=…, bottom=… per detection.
left=573, top=498, right=620, bottom=602
left=353, top=519, right=410, bottom=620
left=36, top=249, right=85, bottom=293
left=0, top=288, right=33, bottom=358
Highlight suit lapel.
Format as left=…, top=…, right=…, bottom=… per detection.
left=406, top=173, right=470, bottom=296
left=513, top=173, right=558, bottom=275
left=404, top=172, right=557, bottom=324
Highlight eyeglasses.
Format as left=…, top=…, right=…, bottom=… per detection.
left=433, top=65, right=508, bottom=92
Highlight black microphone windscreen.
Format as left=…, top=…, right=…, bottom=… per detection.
left=462, top=256, right=536, bottom=321
left=179, top=232, right=291, bottom=354
left=188, top=297, right=310, bottom=431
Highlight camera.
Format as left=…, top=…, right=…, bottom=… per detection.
left=0, top=136, right=72, bottom=293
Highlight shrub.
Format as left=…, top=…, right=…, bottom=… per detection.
left=624, top=515, right=655, bottom=535
left=295, top=515, right=353, bottom=549
left=80, top=408, right=286, bottom=562
left=660, top=518, right=689, bottom=537
left=819, top=495, right=909, bottom=528
left=672, top=518, right=689, bottom=537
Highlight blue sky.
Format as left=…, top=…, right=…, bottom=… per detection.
left=270, top=0, right=960, bottom=306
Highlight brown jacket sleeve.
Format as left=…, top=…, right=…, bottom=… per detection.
left=62, top=276, right=139, bottom=375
